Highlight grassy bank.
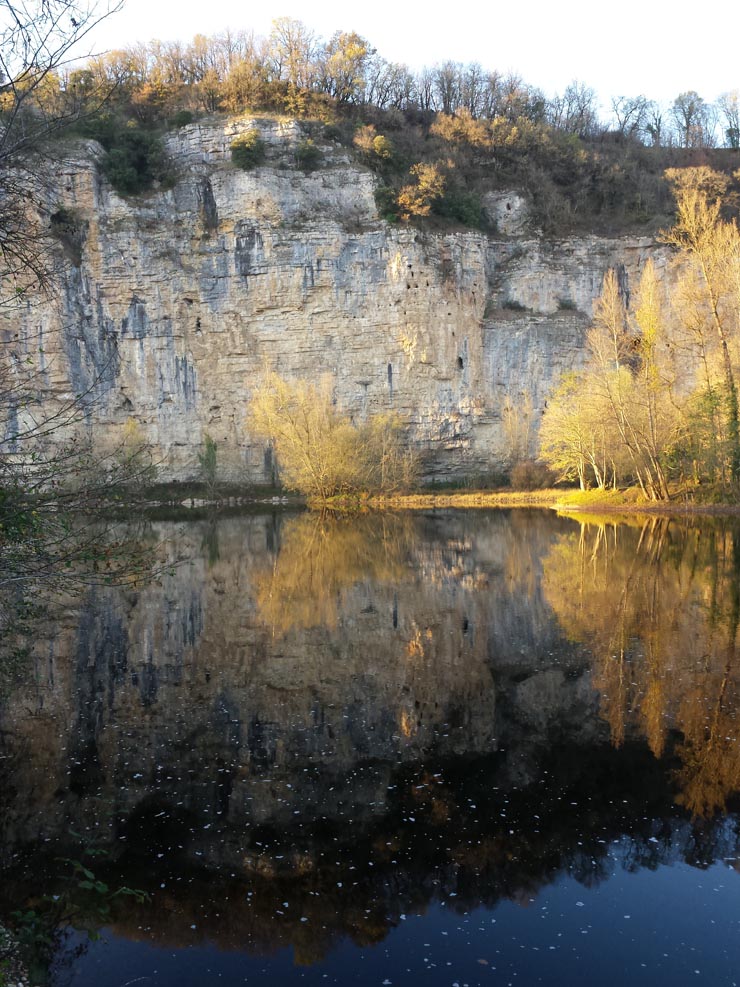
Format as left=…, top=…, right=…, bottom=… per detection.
left=368, top=487, right=740, bottom=515
left=367, top=489, right=565, bottom=510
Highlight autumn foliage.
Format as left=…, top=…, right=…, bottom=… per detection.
left=248, top=372, right=417, bottom=504
left=540, top=168, right=740, bottom=499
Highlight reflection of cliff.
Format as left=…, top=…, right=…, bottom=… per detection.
left=543, top=517, right=740, bottom=816
left=3, top=742, right=739, bottom=966
left=0, top=510, right=585, bottom=857
left=3, top=510, right=740, bottom=966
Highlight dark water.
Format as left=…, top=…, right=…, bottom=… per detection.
left=2, top=509, right=740, bottom=985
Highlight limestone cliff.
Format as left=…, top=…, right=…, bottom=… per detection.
left=4, top=118, right=665, bottom=482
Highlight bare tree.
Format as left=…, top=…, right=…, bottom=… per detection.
left=460, top=62, right=485, bottom=118
left=718, top=90, right=740, bottom=149
left=0, top=1, right=123, bottom=163
left=670, top=90, right=715, bottom=148
left=0, top=1, right=123, bottom=297
left=431, top=60, right=462, bottom=115
left=611, top=95, right=649, bottom=140
left=643, top=101, right=664, bottom=146
left=364, top=57, right=414, bottom=110
left=547, top=80, right=600, bottom=138
left=414, top=66, right=435, bottom=112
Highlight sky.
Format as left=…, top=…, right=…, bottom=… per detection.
left=73, top=0, right=740, bottom=110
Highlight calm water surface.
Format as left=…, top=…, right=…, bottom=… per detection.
left=1, top=509, right=740, bottom=985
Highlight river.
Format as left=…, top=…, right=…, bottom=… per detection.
left=1, top=509, right=739, bottom=985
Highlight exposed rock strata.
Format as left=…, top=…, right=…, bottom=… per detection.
left=2, top=118, right=665, bottom=481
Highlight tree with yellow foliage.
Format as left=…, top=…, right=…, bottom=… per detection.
left=539, top=372, right=616, bottom=490
left=396, top=163, right=446, bottom=221
left=320, top=31, right=371, bottom=104
left=541, top=263, right=674, bottom=498
left=540, top=168, right=740, bottom=496
left=248, top=371, right=417, bottom=504
left=662, top=167, right=740, bottom=480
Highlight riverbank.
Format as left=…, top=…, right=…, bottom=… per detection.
left=132, top=483, right=740, bottom=516
left=369, top=488, right=740, bottom=515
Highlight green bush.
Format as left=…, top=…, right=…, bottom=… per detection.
left=74, top=112, right=119, bottom=149
left=76, top=115, right=175, bottom=197
left=198, top=433, right=218, bottom=496
left=295, top=138, right=321, bottom=171
left=374, top=185, right=399, bottom=222
left=170, top=109, right=194, bottom=129
left=102, top=131, right=172, bottom=196
left=230, top=129, right=265, bottom=170
left=433, top=188, right=482, bottom=227
left=81, top=118, right=175, bottom=197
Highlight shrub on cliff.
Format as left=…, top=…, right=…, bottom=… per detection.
left=102, top=130, right=173, bottom=196
left=170, top=110, right=194, bottom=129
left=248, top=372, right=417, bottom=505
left=396, top=163, right=446, bottom=221
left=433, top=187, right=483, bottom=228
left=374, top=185, right=399, bottom=222
left=295, top=138, right=321, bottom=171
left=353, top=125, right=394, bottom=166
left=230, top=129, right=265, bottom=170
left=66, top=113, right=175, bottom=196
left=102, top=134, right=151, bottom=194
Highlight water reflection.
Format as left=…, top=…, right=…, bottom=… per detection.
left=1, top=509, right=740, bottom=983
left=253, top=513, right=416, bottom=634
left=543, top=516, right=740, bottom=817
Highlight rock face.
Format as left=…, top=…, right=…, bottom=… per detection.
left=3, top=118, right=665, bottom=482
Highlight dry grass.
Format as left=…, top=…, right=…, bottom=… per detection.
left=368, top=487, right=740, bottom=515
left=368, top=489, right=565, bottom=510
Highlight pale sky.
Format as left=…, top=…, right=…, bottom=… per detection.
left=74, top=0, right=740, bottom=110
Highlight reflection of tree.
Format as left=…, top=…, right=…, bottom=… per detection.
left=543, top=517, right=740, bottom=815
left=675, top=673, right=740, bottom=817
left=253, top=514, right=414, bottom=635
left=674, top=530, right=740, bottom=816
left=201, top=517, right=220, bottom=568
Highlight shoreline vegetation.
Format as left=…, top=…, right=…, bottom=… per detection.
left=369, top=490, right=740, bottom=516
left=137, top=483, right=740, bottom=517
